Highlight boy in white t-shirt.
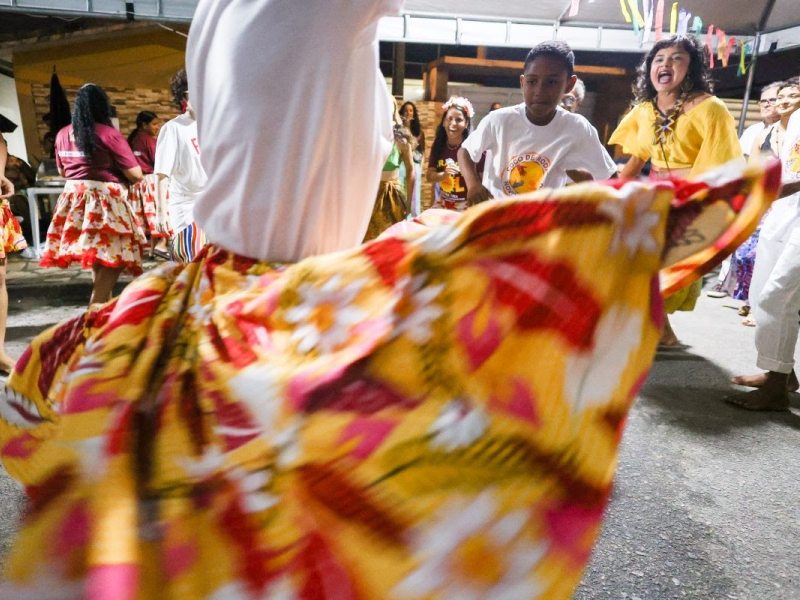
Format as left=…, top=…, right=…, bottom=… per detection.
left=459, top=41, right=616, bottom=204
left=154, top=69, right=208, bottom=260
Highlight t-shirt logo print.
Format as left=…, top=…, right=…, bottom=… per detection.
left=503, top=152, right=551, bottom=195
left=788, top=141, right=800, bottom=177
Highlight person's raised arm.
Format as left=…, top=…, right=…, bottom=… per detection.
left=399, top=139, right=415, bottom=206
left=122, top=165, right=144, bottom=184
left=618, top=155, right=646, bottom=179
left=458, top=147, right=492, bottom=205
left=779, top=180, right=800, bottom=199
left=0, top=134, right=13, bottom=199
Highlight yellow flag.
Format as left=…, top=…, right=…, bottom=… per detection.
left=670, top=1, right=678, bottom=33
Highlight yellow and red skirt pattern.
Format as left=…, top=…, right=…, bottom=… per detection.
left=0, top=199, right=27, bottom=261
left=0, top=162, right=778, bottom=599
left=40, top=179, right=148, bottom=275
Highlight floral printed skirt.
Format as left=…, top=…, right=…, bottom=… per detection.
left=40, top=179, right=148, bottom=275
left=128, top=173, right=172, bottom=239
left=0, top=163, right=777, bottom=599
left=0, top=199, right=27, bottom=261
left=731, top=227, right=760, bottom=301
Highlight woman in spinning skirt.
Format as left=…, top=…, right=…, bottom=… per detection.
left=0, top=6, right=775, bottom=599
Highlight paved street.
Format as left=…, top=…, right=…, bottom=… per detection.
left=0, top=261, right=797, bottom=598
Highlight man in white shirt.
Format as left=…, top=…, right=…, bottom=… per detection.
left=187, top=0, right=398, bottom=263
left=728, top=106, right=800, bottom=410
left=739, top=82, right=781, bottom=157
left=154, top=69, right=207, bottom=258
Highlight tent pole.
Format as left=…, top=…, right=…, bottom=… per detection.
left=739, top=0, right=778, bottom=136
left=739, top=0, right=775, bottom=137
left=738, top=31, right=760, bottom=137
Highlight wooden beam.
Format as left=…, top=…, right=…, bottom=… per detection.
left=392, top=42, right=406, bottom=98
left=426, top=56, right=627, bottom=79
left=424, top=65, right=449, bottom=102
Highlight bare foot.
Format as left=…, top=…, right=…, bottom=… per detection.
left=659, top=316, right=682, bottom=347
left=0, top=353, right=16, bottom=374
left=725, top=388, right=790, bottom=411
left=731, top=370, right=799, bottom=392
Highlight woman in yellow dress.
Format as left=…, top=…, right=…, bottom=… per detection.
left=609, top=35, right=744, bottom=346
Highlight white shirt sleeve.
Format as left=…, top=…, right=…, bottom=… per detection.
left=461, top=114, right=496, bottom=163
left=564, top=118, right=617, bottom=179
left=781, top=111, right=800, bottom=184
left=153, top=122, right=178, bottom=178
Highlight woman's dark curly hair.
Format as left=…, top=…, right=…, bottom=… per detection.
left=127, top=110, right=159, bottom=144
left=71, top=83, right=113, bottom=156
left=399, top=101, right=421, bottom=138
left=170, top=68, right=188, bottom=110
left=430, top=105, right=472, bottom=162
left=632, top=35, right=713, bottom=103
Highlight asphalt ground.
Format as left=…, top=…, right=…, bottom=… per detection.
left=0, top=267, right=797, bottom=598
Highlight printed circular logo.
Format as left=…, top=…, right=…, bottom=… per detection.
left=503, top=153, right=551, bottom=195
left=440, top=173, right=461, bottom=195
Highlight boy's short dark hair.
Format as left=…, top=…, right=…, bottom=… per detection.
left=170, top=68, right=189, bottom=110
left=523, top=41, right=575, bottom=77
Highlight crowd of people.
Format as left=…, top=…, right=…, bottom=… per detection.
left=0, top=0, right=794, bottom=596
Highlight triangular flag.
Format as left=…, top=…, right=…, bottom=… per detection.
left=642, top=0, right=654, bottom=42
left=706, top=25, right=715, bottom=68
left=627, top=0, right=645, bottom=31
left=737, top=41, right=748, bottom=76
left=669, top=2, right=678, bottom=34
left=654, top=0, right=665, bottom=40
left=677, top=9, right=691, bottom=35
left=621, top=0, right=633, bottom=23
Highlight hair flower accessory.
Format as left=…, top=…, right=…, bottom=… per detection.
left=442, top=96, right=475, bottom=119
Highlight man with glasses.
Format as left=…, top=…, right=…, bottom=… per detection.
left=740, top=82, right=781, bottom=157
left=708, top=82, right=783, bottom=299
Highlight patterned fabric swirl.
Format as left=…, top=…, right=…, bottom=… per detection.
left=0, top=162, right=779, bottom=599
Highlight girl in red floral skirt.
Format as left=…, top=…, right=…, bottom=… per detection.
left=127, top=110, right=172, bottom=257
left=43, top=83, right=147, bottom=304
left=0, top=132, right=26, bottom=373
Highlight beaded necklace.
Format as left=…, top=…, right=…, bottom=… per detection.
left=652, top=90, right=689, bottom=173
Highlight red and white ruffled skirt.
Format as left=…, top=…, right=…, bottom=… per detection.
left=0, top=199, right=26, bottom=261
left=40, top=179, right=147, bottom=275
left=128, top=173, right=172, bottom=239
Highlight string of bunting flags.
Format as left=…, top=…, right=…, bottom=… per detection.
left=568, top=0, right=756, bottom=76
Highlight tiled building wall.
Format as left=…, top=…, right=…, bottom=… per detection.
left=30, top=82, right=177, bottom=148
left=414, top=100, right=441, bottom=210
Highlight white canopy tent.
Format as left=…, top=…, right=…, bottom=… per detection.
left=1, top=0, right=798, bottom=131
left=1, top=0, right=798, bottom=51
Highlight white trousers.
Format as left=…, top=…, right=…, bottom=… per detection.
left=749, top=195, right=800, bottom=313
left=754, top=227, right=800, bottom=373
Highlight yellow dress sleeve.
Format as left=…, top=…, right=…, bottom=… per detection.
left=608, top=104, right=652, bottom=162
left=688, top=97, right=745, bottom=178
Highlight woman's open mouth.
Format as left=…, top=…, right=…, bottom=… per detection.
left=657, top=70, right=673, bottom=84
